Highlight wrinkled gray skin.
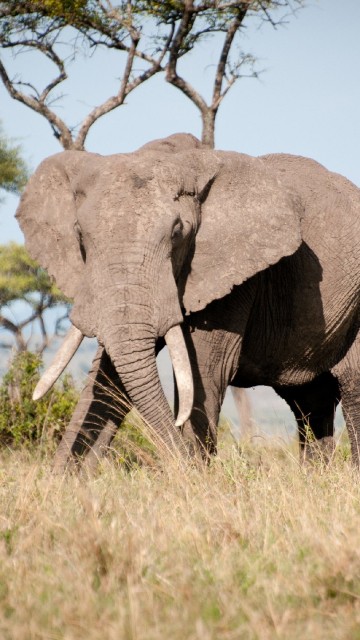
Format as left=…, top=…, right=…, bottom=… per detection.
left=16, top=134, right=360, bottom=470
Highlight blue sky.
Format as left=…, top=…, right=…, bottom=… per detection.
left=0, top=0, right=358, bottom=433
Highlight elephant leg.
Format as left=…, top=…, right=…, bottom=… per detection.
left=178, top=325, right=241, bottom=461
left=177, top=377, right=221, bottom=461
left=231, top=387, right=254, bottom=440
left=332, top=331, right=360, bottom=467
left=275, top=372, right=340, bottom=463
left=53, top=346, right=129, bottom=473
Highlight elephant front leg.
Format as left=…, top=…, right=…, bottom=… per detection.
left=179, top=324, right=241, bottom=461
left=53, top=346, right=129, bottom=474
left=177, top=378, right=220, bottom=460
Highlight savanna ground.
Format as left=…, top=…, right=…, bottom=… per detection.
left=1, top=424, right=360, bottom=640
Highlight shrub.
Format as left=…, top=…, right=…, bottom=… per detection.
left=0, top=351, right=78, bottom=449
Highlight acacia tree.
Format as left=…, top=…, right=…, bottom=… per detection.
left=0, top=243, right=70, bottom=352
left=0, top=1, right=305, bottom=150
left=0, top=124, right=28, bottom=195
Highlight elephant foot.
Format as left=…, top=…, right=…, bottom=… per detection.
left=180, top=420, right=216, bottom=464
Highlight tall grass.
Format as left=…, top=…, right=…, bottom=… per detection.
left=0, top=438, right=359, bottom=639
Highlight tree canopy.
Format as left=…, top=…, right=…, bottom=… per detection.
left=0, top=243, right=70, bottom=352
left=0, top=125, right=28, bottom=194
left=0, top=1, right=305, bottom=149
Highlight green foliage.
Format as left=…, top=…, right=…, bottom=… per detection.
left=0, top=126, right=28, bottom=195
left=32, top=0, right=118, bottom=31
left=33, top=0, right=89, bottom=16
left=0, top=243, right=68, bottom=307
left=135, top=0, right=246, bottom=24
left=0, top=0, right=127, bottom=38
left=0, top=243, right=70, bottom=351
left=0, top=350, right=78, bottom=447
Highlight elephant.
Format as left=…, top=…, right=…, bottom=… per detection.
left=15, top=133, right=360, bottom=470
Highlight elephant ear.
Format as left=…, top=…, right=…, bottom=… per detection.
left=183, top=151, right=303, bottom=313
left=16, top=151, right=87, bottom=300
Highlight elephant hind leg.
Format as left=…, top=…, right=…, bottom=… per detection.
left=275, top=372, right=340, bottom=464
left=332, top=331, right=360, bottom=467
left=53, top=346, right=129, bottom=474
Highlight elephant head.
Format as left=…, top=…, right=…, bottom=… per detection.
left=16, top=133, right=302, bottom=452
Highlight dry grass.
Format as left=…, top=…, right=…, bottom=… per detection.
left=1, top=438, right=360, bottom=640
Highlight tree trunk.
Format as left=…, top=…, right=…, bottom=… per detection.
left=201, top=108, right=216, bottom=148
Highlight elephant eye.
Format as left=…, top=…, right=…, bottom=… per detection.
left=171, top=218, right=184, bottom=246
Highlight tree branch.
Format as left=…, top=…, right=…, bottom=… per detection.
left=0, top=0, right=305, bottom=152
left=0, top=56, right=73, bottom=148
left=165, top=1, right=209, bottom=115
left=0, top=314, right=27, bottom=351
left=38, top=313, right=49, bottom=353
left=74, top=31, right=165, bottom=149
left=212, top=6, right=249, bottom=110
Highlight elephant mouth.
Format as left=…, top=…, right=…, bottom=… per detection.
left=32, top=323, right=194, bottom=428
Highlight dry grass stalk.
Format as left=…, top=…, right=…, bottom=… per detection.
left=0, top=439, right=359, bottom=639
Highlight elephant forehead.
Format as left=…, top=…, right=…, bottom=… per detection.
left=79, top=156, right=193, bottom=212
left=111, top=153, right=196, bottom=190
left=75, top=179, right=183, bottom=238
left=76, top=156, right=153, bottom=190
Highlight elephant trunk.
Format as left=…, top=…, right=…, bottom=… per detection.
left=101, top=316, right=189, bottom=455
left=92, top=246, right=193, bottom=453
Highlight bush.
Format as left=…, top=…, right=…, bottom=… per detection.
left=0, top=351, right=79, bottom=449
left=0, top=351, right=158, bottom=465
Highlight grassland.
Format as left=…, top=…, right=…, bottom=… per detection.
left=1, top=436, right=360, bottom=640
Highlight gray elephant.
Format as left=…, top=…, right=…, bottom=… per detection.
left=15, top=134, right=360, bottom=469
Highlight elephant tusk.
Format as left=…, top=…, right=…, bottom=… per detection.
left=165, top=325, right=194, bottom=427
left=32, top=326, right=84, bottom=401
